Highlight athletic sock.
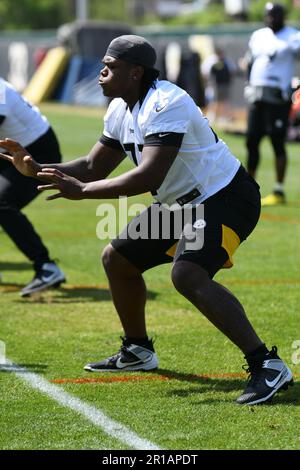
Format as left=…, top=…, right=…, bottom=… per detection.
left=125, top=336, right=154, bottom=351
left=273, top=182, right=284, bottom=194
left=246, top=343, right=269, bottom=359
left=33, top=257, right=52, bottom=272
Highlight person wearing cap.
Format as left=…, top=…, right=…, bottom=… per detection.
left=243, top=2, right=300, bottom=206
left=0, top=76, right=65, bottom=296
left=0, top=35, right=293, bottom=405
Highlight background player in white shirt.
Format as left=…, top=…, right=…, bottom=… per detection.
left=244, top=2, right=300, bottom=205
left=0, top=36, right=293, bottom=405
left=0, top=78, right=65, bottom=296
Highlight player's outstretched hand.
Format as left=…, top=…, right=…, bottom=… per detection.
left=37, top=168, right=85, bottom=200
left=0, top=138, right=41, bottom=178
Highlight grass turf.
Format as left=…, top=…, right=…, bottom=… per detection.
left=0, top=103, right=299, bottom=450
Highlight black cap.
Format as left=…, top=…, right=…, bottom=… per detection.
left=264, top=2, right=285, bottom=16
left=105, top=35, right=158, bottom=72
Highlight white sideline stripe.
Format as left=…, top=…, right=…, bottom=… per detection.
left=4, top=360, right=161, bottom=450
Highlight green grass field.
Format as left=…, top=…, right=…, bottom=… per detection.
left=0, top=103, right=299, bottom=450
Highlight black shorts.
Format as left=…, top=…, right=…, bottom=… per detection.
left=247, top=101, right=291, bottom=138
left=0, top=127, right=62, bottom=209
left=111, top=166, right=261, bottom=279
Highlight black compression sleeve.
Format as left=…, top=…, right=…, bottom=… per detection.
left=99, top=134, right=124, bottom=151
left=144, top=132, right=184, bottom=147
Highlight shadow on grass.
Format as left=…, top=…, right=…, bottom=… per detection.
left=0, top=363, right=48, bottom=374
left=279, top=201, right=300, bottom=209
left=155, top=369, right=300, bottom=405
left=0, top=262, right=31, bottom=271
left=156, top=368, right=244, bottom=392
left=56, top=286, right=157, bottom=303
left=35, top=286, right=112, bottom=303
left=0, top=282, right=24, bottom=290
left=1, top=285, right=158, bottom=303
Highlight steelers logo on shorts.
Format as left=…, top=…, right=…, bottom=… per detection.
left=193, top=219, right=206, bottom=230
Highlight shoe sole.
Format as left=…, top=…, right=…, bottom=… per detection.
left=21, top=276, right=66, bottom=297
left=84, top=359, right=159, bottom=373
left=84, top=366, right=158, bottom=372
left=238, top=368, right=293, bottom=405
left=261, top=202, right=286, bottom=207
left=261, top=198, right=286, bottom=207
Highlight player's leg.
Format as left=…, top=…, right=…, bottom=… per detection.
left=261, top=103, right=291, bottom=206
left=102, top=243, right=147, bottom=338
left=246, top=102, right=263, bottom=178
left=84, top=204, right=176, bottom=372
left=0, top=128, right=65, bottom=295
left=272, top=136, right=287, bottom=184
left=84, top=243, right=159, bottom=372
left=172, top=261, right=262, bottom=353
left=171, top=169, right=262, bottom=354
left=0, top=166, right=52, bottom=270
left=172, top=166, right=293, bottom=404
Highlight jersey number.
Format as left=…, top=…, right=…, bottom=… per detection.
left=123, top=142, right=157, bottom=195
left=123, top=143, right=143, bottom=166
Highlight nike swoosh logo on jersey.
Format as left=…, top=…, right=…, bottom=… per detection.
left=265, top=370, right=285, bottom=388
left=116, top=354, right=153, bottom=369
left=155, top=104, right=167, bottom=112
left=158, top=133, right=170, bottom=138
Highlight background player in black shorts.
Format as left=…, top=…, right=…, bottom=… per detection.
left=0, top=77, right=65, bottom=296
left=243, top=3, right=300, bottom=205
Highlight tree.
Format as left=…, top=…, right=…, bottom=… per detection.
left=0, top=0, right=72, bottom=30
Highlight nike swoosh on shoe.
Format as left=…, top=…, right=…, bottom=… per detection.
left=265, top=369, right=286, bottom=388
left=116, top=354, right=153, bottom=369
left=41, top=274, right=57, bottom=283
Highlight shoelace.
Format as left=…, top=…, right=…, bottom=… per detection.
left=242, top=346, right=278, bottom=386
left=242, top=362, right=263, bottom=386
left=108, top=343, right=129, bottom=362
left=108, top=335, right=153, bottom=362
left=242, top=354, right=266, bottom=386
left=269, top=345, right=278, bottom=356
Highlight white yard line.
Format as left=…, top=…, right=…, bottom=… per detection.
left=2, top=361, right=161, bottom=450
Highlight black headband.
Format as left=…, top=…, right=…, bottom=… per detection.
left=105, top=35, right=159, bottom=73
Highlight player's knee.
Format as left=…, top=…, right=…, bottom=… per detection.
left=102, top=244, right=139, bottom=278
left=101, top=244, right=118, bottom=271
left=172, top=261, right=211, bottom=305
left=171, top=262, right=194, bottom=297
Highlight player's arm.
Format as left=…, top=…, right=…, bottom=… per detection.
left=42, top=141, right=126, bottom=182
left=36, top=135, right=183, bottom=201
left=81, top=144, right=179, bottom=198
left=0, top=138, right=125, bottom=182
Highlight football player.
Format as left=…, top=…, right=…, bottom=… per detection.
left=244, top=3, right=300, bottom=205
left=0, top=77, right=65, bottom=296
left=0, top=36, right=293, bottom=405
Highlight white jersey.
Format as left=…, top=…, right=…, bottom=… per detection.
left=0, top=77, right=49, bottom=147
left=103, top=80, right=240, bottom=205
left=248, top=26, right=300, bottom=94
